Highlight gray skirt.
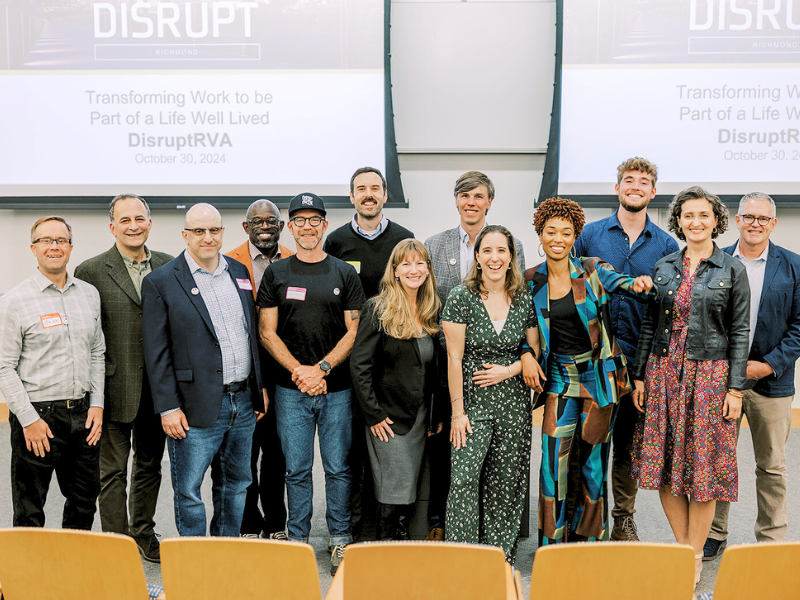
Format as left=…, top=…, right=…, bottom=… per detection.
left=366, top=402, right=428, bottom=505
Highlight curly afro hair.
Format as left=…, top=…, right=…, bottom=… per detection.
left=667, top=186, right=729, bottom=241
left=533, top=197, right=586, bottom=238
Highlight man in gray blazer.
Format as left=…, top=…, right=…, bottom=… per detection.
left=74, top=194, right=173, bottom=562
left=422, top=170, right=525, bottom=541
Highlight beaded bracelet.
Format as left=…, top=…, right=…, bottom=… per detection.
left=450, top=396, right=463, bottom=404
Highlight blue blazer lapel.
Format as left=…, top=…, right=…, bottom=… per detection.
left=531, top=263, right=550, bottom=360
left=569, top=257, right=591, bottom=335
left=173, top=258, right=217, bottom=340
left=760, top=242, right=781, bottom=312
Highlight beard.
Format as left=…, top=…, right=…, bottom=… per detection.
left=619, top=196, right=650, bottom=213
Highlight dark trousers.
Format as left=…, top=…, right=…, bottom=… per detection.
left=98, top=390, right=166, bottom=537
left=610, top=393, right=639, bottom=519
left=10, top=398, right=100, bottom=529
left=427, top=420, right=451, bottom=528
left=349, top=408, right=375, bottom=539
left=240, top=402, right=287, bottom=535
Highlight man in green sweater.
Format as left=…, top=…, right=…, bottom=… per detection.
left=324, top=166, right=414, bottom=540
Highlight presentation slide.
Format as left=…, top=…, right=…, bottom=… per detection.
left=558, top=0, right=800, bottom=199
left=0, top=0, right=386, bottom=203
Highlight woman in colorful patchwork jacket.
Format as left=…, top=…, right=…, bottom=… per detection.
left=521, top=196, right=655, bottom=545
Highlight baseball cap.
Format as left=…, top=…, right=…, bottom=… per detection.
left=288, top=192, right=327, bottom=218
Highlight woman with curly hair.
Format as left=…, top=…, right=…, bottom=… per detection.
left=350, top=239, right=447, bottom=540
left=521, top=196, right=655, bottom=546
left=442, top=225, right=539, bottom=563
left=630, top=186, right=749, bottom=587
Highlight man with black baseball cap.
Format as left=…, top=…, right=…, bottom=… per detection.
left=257, top=193, right=366, bottom=575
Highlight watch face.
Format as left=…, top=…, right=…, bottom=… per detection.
left=319, top=360, right=331, bottom=372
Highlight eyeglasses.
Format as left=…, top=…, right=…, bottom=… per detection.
left=33, top=237, right=71, bottom=246
left=739, top=214, right=773, bottom=226
left=184, top=227, right=223, bottom=236
left=290, top=216, right=325, bottom=227
left=247, top=217, right=280, bottom=228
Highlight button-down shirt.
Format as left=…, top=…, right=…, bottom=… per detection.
left=459, top=223, right=487, bottom=280
left=119, top=246, right=152, bottom=301
left=350, top=214, right=388, bottom=240
left=248, top=240, right=282, bottom=292
left=733, top=241, right=769, bottom=351
left=573, top=211, right=679, bottom=364
left=184, top=251, right=251, bottom=385
left=0, top=270, right=105, bottom=427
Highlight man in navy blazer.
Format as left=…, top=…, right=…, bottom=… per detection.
left=705, top=192, right=800, bottom=559
left=142, top=203, right=266, bottom=537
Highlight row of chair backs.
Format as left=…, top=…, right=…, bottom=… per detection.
left=1, top=529, right=798, bottom=600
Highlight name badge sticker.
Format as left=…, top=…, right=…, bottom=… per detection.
left=40, top=313, right=63, bottom=328
left=346, top=261, right=361, bottom=274
left=236, top=278, right=253, bottom=291
left=286, top=287, right=307, bottom=301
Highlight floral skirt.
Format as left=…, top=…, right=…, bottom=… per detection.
left=630, top=334, right=737, bottom=502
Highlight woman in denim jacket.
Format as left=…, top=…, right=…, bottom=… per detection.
left=630, top=186, right=750, bottom=588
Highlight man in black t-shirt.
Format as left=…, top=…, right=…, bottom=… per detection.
left=323, top=166, right=414, bottom=541
left=257, top=192, right=365, bottom=576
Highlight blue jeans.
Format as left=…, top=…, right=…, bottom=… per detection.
left=274, top=385, right=353, bottom=545
left=168, top=389, right=256, bottom=536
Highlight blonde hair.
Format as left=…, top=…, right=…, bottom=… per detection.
left=372, top=239, right=441, bottom=339
left=464, top=225, right=526, bottom=299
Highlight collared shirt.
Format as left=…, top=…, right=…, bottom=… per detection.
left=0, top=270, right=105, bottom=427
left=184, top=251, right=251, bottom=385
left=459, top=223, right=487, bottom=280
left=573, top=210, right=679, bottom=364
left=248, top=240, right=282, bottom=292
left=733, top=241, right=769, bottom=351
left=350, top=214, right=388, bottom=240
left=119, top=245, right=152, bottom=301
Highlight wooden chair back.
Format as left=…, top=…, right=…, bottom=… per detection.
left=161, top=537, right=321, bottom=600
left=0, top=527, right=149, bottom=600
left=324, top=542, right=516, bottom=600
left=530, top=542, right=695, bottom=600
left=713, top=542, right=800, bottom=600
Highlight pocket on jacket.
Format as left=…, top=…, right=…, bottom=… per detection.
left=706, top=277, right=732, bottom=306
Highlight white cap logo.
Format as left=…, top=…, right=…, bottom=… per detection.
left=302, top=195, right=314, bottom=205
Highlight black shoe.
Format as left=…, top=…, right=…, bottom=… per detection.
left=134, top=533, right=161, bottom=563
left=702, top=537, right=726, bottom=561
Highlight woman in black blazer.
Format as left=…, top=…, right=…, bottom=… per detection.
left=350, top=239, right=446, bottom=540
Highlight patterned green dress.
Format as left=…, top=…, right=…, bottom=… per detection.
left=442, top=283, right=536, bottom=563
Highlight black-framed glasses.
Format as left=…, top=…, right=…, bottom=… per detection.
left=33, top=237, right=71, bottom=246
left=246, top=217, right=280, bottom=228
left=184, top=227, right=223, bottom=236
left=290, top=216, right=325, bottom=227
left=739, top=214, right=773, bottom=226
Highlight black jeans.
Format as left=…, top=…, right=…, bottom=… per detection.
left=98, top=388, right=166, bottom=537
left=240, top=402, right=287, bottom=535
left=10, top=397, right=100, bottom=529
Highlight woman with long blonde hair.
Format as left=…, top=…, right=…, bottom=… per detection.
left=350, top=239, right=446, bottom=539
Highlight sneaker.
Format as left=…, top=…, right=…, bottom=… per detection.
left=610, top=516, right=639, bottom=542
left=703, top=537, right=727, bottom=561
left=239, top=532, right=266, bottom=539
left=330, top=543, right=347, bottom=576
left=134, top=533, right=161, bottom=563
left=425, top=526, right=445, bottom=541
left=268, top=531, right=288, bottom=541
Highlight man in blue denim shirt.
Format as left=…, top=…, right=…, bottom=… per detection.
left=704, top=192, right=800, bottom=559
left=573, top=157, right=678, bottom=541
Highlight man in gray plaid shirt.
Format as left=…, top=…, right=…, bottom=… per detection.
left=0, top=216, right=105, bottom=528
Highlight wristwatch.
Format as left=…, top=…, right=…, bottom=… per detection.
left=318, top=360, right=331, bottom=375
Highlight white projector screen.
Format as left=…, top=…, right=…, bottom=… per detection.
left=553, top=0, right=800, bottom=204
left=0, top=0, right=401, bottom=209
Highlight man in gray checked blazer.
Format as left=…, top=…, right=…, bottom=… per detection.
left=422, top=170, right=525, bottom=542
left=74, top=194, right=173, bottom=562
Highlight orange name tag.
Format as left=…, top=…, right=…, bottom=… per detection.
left=40, top=313, right=63, bottom=328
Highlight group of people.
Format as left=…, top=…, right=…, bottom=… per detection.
left=1, top=160, right=799, bottom=585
